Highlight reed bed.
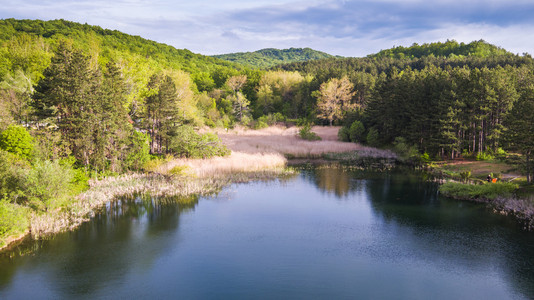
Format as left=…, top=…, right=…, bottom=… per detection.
left=29, top=164, right=293, bottom=237
left=214, top=125, right=394, bottom=158
left=29, top=173, right=223, bottom=237
left=157, top=151, right=287, bottom=178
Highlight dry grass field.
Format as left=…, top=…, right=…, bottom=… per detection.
left=152, top=125, right=396, bottom=178
left=212, top=125, right=391, bottom=157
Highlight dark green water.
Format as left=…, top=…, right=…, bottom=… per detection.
left=1, top=167, right=534, bottom=299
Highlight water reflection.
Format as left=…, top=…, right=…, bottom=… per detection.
left=0, top=167, right=533, bottom=299
left=0, top=195, right=198, bottom=298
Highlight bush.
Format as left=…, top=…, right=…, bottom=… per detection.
left=170, top=126, right=230, bottom=158
left=24, top=159, right=75, bottom=210
left=254, top=113, right=285, bottom=129
left=0, top=200, right=29, bottom=247
left=0, top=150, right=29, bottom=203
left=254, top=116, right=269, bottom=129
left=460, top=171, right=471, bottom=183
left=366, top=128, right=380, bottom=147
left=476, top=151, right=494, bottom=161
left=420, top=152, right=430, bottom=164
left=393, top=137, right=420, bottom=163
left=298, top=123, right=321, bottom=141
left=0, top=124, right=34, bottom=160
left=348, top=120, right=365, bottom=143
left=338, top=126, right=350, bottom=142
left=124, top=131, right=151, bottom=171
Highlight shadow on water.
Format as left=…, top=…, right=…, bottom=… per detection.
left=307, top=166, right=534, bottom=298
left=0, top=195, right=198, bottom=298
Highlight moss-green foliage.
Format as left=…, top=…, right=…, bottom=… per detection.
left=0, top=124, right=33, bottom=159
left=439, top=181, right=518, bottom=200
left=214, top=48, right=336, bottom=68
left=0, top=200, right=29, bottom=247
left=298, top=124, right=321, bottom=141
left=170, top=126, right=230, bottom=158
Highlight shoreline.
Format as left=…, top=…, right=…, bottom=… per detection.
left=1, top=164, right=293, bottom=253
left=442, top=192, right=534, bottom=231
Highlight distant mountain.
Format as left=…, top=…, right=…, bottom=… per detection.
left=213, top=48, right=339, bottom=68
left=368, top=40, right=513, bottom=59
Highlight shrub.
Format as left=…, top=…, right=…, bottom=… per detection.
left=298, top=124, right=321, bottom=141
left=0, top=150, right=29, bottom=204
left=338, top=126, right=350, bottom=142
left=460, top=171, right=471, bottom=183
left=170, top=126, right=230, bottom=158
left=366, top=128, right=380, bottom=147
left=124, top=131, right=151, bottom=171
left=476, top=151, right=494, bottom=161
left=420, top=152, right=430, bottom=164
left=0, top=124, right=34, bottom=160
left=24, top=159, right=74, bottom=211
left=254, top=117, right=269, bottom=129
left=348, top=120, right=365, bottom=143
left=0, top=200, right=29, bottom=247
left=393, top=137, right=420, bottom=163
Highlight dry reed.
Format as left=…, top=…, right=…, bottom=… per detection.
left=212, top=125, right=395, bottom=159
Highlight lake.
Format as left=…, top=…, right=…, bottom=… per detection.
left=1, top=166, right=533, bottom=299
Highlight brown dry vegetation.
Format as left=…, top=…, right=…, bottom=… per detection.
left=211, top=125, right=394, bottom=158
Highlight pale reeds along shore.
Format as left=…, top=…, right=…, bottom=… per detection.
left=12, top=125, right=390, bottom=245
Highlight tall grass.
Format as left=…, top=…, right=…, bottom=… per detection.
left=156, top=151, right=287, bottom=178
left=213, top=125, right=395, bottom=159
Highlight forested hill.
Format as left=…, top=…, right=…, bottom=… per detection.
left=213, top=48, right=337, bottom=68
left=369, top=40, right=512, bottom=59
left=0, top=18, right=243, bottom=76
left=277, top=43, right=533, bottom=76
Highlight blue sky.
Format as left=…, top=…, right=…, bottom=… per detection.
left=1, top=0, right=533, bottom=56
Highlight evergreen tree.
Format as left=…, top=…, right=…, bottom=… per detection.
left=33, top=41, right=100, bottom=165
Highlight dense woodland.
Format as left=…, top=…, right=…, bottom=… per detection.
left=1, top=20, right=534, bottom=241
left=213, top=47, right=336, bottom=68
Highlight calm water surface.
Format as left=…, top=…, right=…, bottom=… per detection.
left=1, top=167, right=534, bottom=299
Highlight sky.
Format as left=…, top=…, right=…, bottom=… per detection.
left=1, top=0, right=534, bottom=57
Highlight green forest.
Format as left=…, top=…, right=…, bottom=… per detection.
left=213, top=47, right=337, bottom=68
left=1, top=19, right=534, bottom=246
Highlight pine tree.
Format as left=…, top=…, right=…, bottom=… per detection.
left=33, top=41, right=100, bottom=165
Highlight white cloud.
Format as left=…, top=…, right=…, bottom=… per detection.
left=1, top=0, right=533, bottom=56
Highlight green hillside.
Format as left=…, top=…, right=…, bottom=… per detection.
left=0, top=18, right=241, bottom=75
left=369, top=40, right=512, bottom=59
left=213, top=47, right=337, bottom=68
